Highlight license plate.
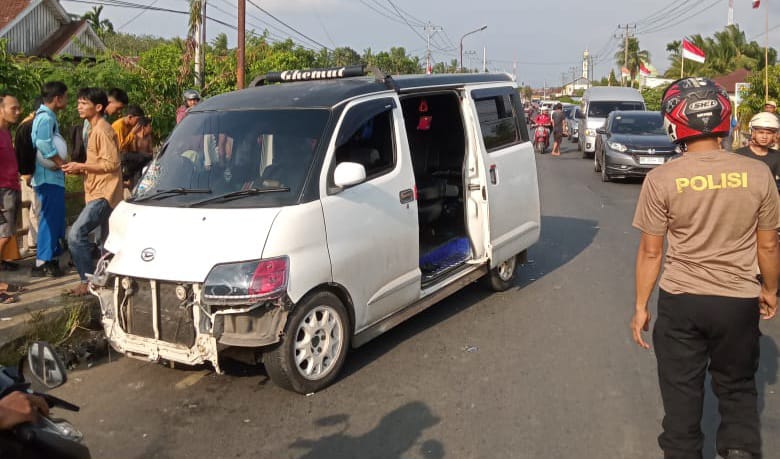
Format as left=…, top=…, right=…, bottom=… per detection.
left=639, top=156, right=665, bottom=165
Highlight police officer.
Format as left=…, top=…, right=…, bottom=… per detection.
left=631, top=78, right=780, bottom=459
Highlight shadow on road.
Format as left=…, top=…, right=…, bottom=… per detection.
left=514, top=215, right=599, bottom=289
left=289, top=401, right=443, bottom=459
left=701, top=334, right=778, bottom=459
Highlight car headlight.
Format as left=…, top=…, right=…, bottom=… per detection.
left=607, top=141, right=628, bottom=152
left=203, top=256, right=288, bottom=304
left=675, top=145, right=682, bottom=154
left=585, top=129, right=596, bottom=136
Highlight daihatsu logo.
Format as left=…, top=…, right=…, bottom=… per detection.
left=141, top=248, right=156, bottom=262
left=688, top=100, right=718, bottom=111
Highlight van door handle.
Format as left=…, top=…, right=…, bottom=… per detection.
left=489, top=164, right=497, bottom=185
left=467, top=184, right=481, bottom=191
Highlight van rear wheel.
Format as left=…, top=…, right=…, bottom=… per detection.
left=484, top=255, right=517, bottom=291
left=264, top=291, right=350, bottom=394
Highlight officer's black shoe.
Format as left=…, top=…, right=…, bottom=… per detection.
left=725, top=449, right=753, bottom=459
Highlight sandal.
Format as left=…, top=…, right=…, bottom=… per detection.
left=0, top=283, right=24, bottom=293
left=66, top=284, right=90, bottom=297
left=0, top=292, right=16, bottom=304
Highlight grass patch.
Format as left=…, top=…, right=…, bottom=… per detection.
left=65, top=174, right=85, bottom=226
left=0, top=297, right=98, bottom=367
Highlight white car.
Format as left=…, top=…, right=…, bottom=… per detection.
left=91, top=67, right=541, bottom=393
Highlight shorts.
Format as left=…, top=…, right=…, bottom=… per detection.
left=0, top=188, right=20, bottom=238
left=553, top=131, right=563, bottom=143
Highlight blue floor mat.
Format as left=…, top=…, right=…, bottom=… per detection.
left=419, top=237, right=471, bottom=281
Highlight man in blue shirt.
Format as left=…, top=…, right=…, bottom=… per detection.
left=30, top=82, right=68, bottom=277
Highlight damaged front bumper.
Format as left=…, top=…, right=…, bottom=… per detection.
left=91, top=266, right=291, bottom=373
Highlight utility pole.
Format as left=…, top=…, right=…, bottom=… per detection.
left=237, top=0, right=245, bottom=89
left=194, top=0, right=207, bottom=88
left=616, top=24, right=636, bottom=87
left=424, top=22, right=443, bottom=74
left=483, top=46, right=487, bottom=72
left=463, top=50, right=476, bottom=72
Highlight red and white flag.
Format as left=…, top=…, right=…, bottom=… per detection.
left=753, top=0, right=760, bottom=9
left=682, top=39, right=706, bottom=63
left=639, top=62, right=651, bottom=77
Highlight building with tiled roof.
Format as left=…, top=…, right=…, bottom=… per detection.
left=0, top=0, right=105, bottom=58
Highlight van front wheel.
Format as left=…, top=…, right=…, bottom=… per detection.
left=484, top=255, right=517, bottom=291
left=264, top=292, right=350, bottom=394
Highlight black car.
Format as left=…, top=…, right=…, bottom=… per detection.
left=593, top=111, right=679, bottom=182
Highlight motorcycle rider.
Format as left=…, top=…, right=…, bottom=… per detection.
left=0, top=392, right=48, bottom=430
left=176, top=89, right=201, bottom=124
left=533, top=107, right=553, bottom=152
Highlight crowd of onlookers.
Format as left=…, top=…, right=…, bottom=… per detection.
left=0, top=82, right=202, bottom=302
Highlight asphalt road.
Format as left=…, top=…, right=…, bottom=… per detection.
left=50, top=140, right=780, bottom=459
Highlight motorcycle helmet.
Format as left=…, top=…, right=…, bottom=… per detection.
left=183, top=89, right=201, bottom=101
left=749, top=112, right=780, bottom=131
left=36, top=133, right=68, bottom=169
left=661, top=77, right=731, bottom=144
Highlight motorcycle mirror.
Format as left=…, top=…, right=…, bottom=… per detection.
left=27, top=342, right=67, bottom=389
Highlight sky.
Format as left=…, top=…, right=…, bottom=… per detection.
left=61, top=0, right=780, bottom=87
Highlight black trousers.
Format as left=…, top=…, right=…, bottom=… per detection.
left=653, top=290, right=761, bottom=459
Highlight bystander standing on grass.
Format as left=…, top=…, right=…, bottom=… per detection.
left=0, top=94, right=23, bottom=303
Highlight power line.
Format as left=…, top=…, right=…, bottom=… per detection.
left=245, top=0, right=331, bottom=50
left=638, top=0, right=721, bottom=35
left=359, top=0, right=409, bottom=26
left=390, top=0, right=426, bottom=27
left=62, top=0, right=236, bottom=29
left=386, top=0, right=427, bottom=43
left=116, top=0, right=160, bottom=30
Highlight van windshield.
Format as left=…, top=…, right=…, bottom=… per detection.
left=132, top=109, right=330, bottom=207
left=587, top=101, right=644, bottom=118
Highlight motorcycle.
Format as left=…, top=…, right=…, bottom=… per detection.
left=532, top=124, right=551, bottom=154
left=0, top=342, right=90, bottom=459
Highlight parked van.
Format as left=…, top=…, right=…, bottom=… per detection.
left=90, top=67, right=541, bottom=393
left=577, top=87, right=645, bottom=158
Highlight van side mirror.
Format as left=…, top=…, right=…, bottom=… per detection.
left=334, top=162, right=367, bottom=188
left=27, top=342, right=67, bottom=389
left=576, top=111, right=585, bottom=119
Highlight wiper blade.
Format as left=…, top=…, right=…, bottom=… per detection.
left=187, top=187, right=290, bottom=207
left=131, top=188, right=212, bottom=203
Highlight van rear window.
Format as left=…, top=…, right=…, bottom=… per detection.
left=587, top=101, right=644, bottom=118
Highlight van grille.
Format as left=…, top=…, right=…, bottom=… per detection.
left=119, top=279, right=197, bottom=348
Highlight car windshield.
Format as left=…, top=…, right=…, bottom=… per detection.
left=132, top=109, right=330, bottom=207
left=611, top=114, right=666, bottom=135
left=588, top=101, right=644, bottom=118
left=562, top=106, right=575, bottom=117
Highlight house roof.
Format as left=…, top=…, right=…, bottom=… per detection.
left=713, top=68, right=751, bottom=93
left=33, top=20, right=88, bottom=57
left=0, top=0, right=31, bottom=32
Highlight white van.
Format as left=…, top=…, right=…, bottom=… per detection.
left=91, top=67, right=541, bottom=393
left=577, top=86, right=645, bottom=158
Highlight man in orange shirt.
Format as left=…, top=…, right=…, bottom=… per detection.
left=62, top=88, right=123, bottom=296
left=111, top=104, right=144, bottom=152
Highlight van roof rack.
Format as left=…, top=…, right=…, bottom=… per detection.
left=249, top=64, right=397, bottom=90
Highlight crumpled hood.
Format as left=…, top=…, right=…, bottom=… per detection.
left=104, top=202, right=281, bottom=282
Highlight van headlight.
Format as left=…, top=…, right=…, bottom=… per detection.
left=607, top=141, right=628, bottom=152
left=585, top=129, right=597, bottom=136
left=203, top=256, right=288, bottom=304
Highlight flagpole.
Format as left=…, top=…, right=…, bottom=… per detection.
left=765, top=0, right=769, bottom=102
left=681, top=41, right=685, bottom=79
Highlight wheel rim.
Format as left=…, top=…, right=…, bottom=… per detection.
left=293, top=305, right=344, bottom=380
left=497, top=257, right=517, bottom=281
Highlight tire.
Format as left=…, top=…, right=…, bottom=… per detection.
left=600, top=154, right=611, bottom=182
left=594, top=151, right=601, bottom=172
left=577, top=139, right=582, bottom=151
left=534, top=141, right=545, bottom=154
left=264, top=291, right=350, bottom=394
left=483, top=255, right=517, bottom=291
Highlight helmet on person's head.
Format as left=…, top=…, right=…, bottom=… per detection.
left=749, top=112, right=780, bottom=131
left=183, top=89, right=201, bottom=101
left=660, top=77, right=731, bottom=144
left=541, top=107, right=550, bottom=112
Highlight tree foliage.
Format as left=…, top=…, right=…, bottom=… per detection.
left=615, top=37, right=650, bottom=86
left=736, top=64, right=780, bottom=126
left=81, top=6, right=114, bottom=38
left=664, top=25, right=776, bottom=78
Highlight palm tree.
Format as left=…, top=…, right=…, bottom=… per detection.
left=664, top=26, right=777, bottom=78
left=615, top=37, right=650, bottom=87
left=82, top=6, right=114, bottom=38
